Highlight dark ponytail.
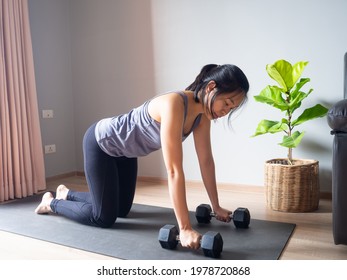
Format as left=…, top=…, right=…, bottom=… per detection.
left=186, top=64, right=249, bottom=119
left=186, top=64, right=219, bottom=101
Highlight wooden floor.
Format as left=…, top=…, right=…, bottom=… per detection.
left=1, top=174, right=347, bottom=260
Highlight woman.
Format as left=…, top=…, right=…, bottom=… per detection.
left=35, top=64, right=249, bottom=250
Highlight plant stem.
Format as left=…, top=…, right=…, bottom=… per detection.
left=286, top=92, right=293, bottom=165
left=287, top=148, right=293, bottom=165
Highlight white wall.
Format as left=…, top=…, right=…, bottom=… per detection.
left=69, top=0, right=158, bottom=173
left=150, top=0, right=347, bottom=191
left=29, top=0, right=347, bottom=192
left=29, top=0, right=76, bottom=177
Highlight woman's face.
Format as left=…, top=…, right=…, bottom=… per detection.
left=208, top=91, right=245, bottom=120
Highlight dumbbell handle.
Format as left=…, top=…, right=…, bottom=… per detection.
left=196, top=205, right=250, bottom=228
left=210, top=211, right=233, bottom=219
left=175, top=232, right=223, bottom=258
left=174, top=234, right=202, bottom=244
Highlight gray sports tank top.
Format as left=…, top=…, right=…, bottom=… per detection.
left=95, top=92, right=202, bottom=158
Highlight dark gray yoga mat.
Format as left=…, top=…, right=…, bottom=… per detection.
left=0, top=194, right=295, bottom=260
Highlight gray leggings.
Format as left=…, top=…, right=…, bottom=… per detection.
left=50, top=123, right=137, bottom=227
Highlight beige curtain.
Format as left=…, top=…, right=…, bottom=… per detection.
left=0, top=0, right=46, bottom=202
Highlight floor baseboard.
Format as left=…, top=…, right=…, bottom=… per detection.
left=46, top=172, right=332, bottom=200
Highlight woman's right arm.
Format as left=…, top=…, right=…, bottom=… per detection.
left=152, top=94, right=201, bottom=249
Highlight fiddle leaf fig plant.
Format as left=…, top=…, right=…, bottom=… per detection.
left=252, top=59, right=328, bottom=164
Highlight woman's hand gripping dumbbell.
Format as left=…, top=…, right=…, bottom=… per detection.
left=158, top=224, right=224, bottom=258
left=195, top=204, right=251, bottom=228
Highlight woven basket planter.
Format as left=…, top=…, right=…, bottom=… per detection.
left=265, top=158, right=320, bottom=212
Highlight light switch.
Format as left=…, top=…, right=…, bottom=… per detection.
left=42, top=110, right=54, bottom=119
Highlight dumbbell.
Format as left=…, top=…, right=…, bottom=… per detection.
left=195, top=204, right=251, bottom=228
left=158, top=224, right=223, bottom=258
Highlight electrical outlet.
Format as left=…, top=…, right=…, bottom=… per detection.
left=44, top=144, right=56, bottom=154
left=42, top=110, right=54, bottom=118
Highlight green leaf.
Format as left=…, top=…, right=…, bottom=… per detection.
left=289, top=78, right=311, bottom=102
left=288, top=92, right=307, bottom=114
left=287, top=78, right=312, bottom=114
left=254, top=85, right=288, bottom=111
left=252, top=119, right=288, bottom=137
left=291, top=104, right=329, bottom=126
left=266, top=60, right=309, bottom=92
left=279, top=131, right=305, bottom=148
left=292, top=61, right=309, bottom=86
left=291, top=77, right=310, bottom=94
left=270, top=120, right=289, bottom=133
left=266, top=60, right=292, bottom=91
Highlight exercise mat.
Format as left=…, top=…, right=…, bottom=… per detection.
left=0, top=194, right=295, bottom=260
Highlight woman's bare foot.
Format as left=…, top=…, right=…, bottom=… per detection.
left=35, top=192, right=54, bottom=214
left=56, top=184, right=69, bottom=200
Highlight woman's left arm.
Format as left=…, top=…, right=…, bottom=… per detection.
left=193, top=116, right=232, bottom=222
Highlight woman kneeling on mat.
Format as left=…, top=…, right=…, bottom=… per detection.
left=35, top=64, right=249, bottom=250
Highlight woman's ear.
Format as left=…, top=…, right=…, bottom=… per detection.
left=206, top=80, right=216, bottom=93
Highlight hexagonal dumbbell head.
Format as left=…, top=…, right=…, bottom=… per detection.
left=201, top=231, right=223, bottom=258
left=233, top=207, right=251, bottom=228
left=195, top=204, right=213, bottom=224
left=158, top=224, right=179, bottom=249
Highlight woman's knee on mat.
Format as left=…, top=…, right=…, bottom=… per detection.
left=92, top=212, right=118, bottom=228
